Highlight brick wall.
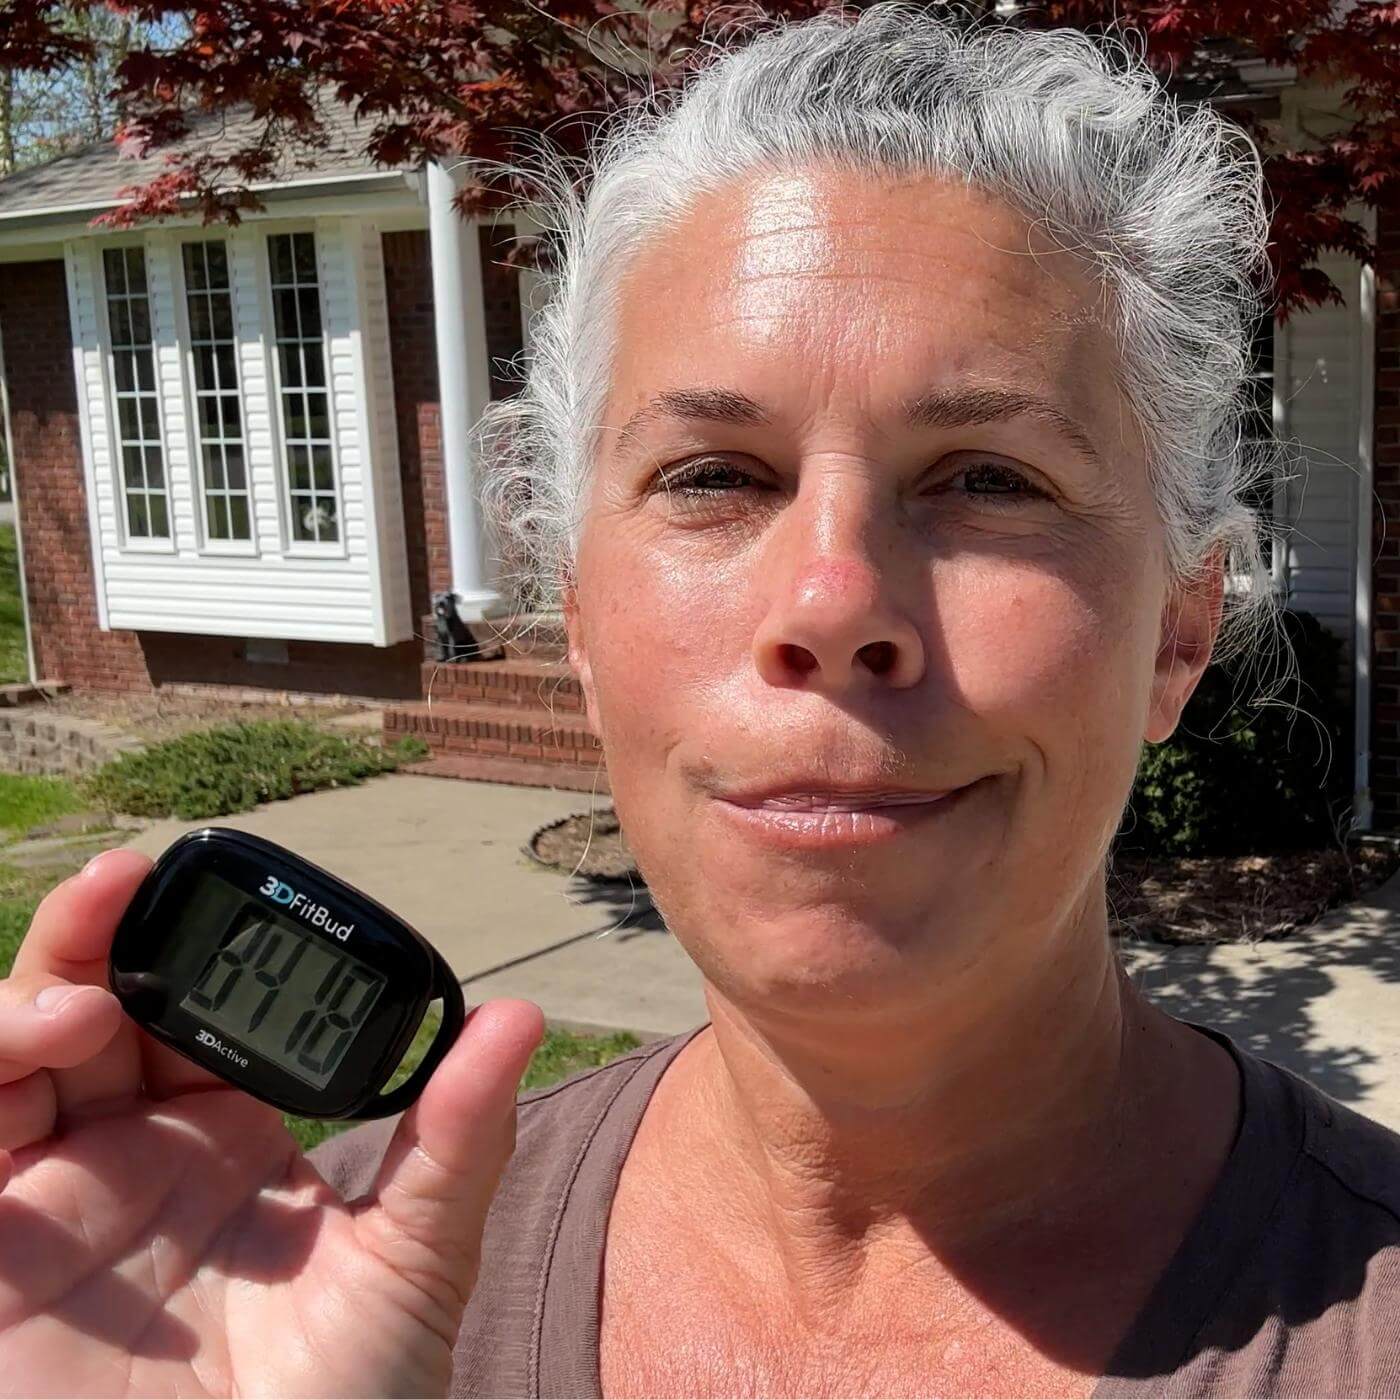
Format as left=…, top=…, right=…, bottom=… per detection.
left=140, top=633, right=421, bottom=700
left=383, top=229, right=447, bottom=613
left=0, top=260, right=150, bottom=692
left=0, top=226, right=524, bottom=704
left=480, top=221, right=527, bottom=403
left=1371, top=190, right=1400, bottom=827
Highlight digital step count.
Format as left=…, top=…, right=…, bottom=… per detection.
left=109, top=828, right=465, bottom=1120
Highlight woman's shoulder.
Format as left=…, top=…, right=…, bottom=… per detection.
left=1249, top=1044, right=1400, bottom=1232
left=1120, top=1032, right=1400, bottom=1398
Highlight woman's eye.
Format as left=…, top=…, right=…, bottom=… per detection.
left=943, top=460, right=1049, bottom=503
left=655, top=459, right=758, bottom=495
left=650, top=456, right=1049, bottom=508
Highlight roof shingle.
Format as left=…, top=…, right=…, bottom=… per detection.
left=0, top=99, right=390, bottom=219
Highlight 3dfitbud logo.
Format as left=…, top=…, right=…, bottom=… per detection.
left=259, top=874, right=355, bottom=941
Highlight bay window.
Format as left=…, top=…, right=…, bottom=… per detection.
left=71, top=213, right=413, bottom=647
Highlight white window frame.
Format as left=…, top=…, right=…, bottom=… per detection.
left=96, top=238, right=177, bottom=554
left=174, top=233, right=259, bottom=558
left=1223, top=310, right=1285, bottom=600
left=1252, top=311, right=1288, bottom=592
left=261, top=225, right=347, bottom=559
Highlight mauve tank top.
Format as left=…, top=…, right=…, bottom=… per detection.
left=311, top=1018, right=1400, bottom=1398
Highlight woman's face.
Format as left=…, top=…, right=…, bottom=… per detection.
left=564, top=167, right=1217, bottom=1024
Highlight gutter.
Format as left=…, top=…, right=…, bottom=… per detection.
left=0, top=315, right=40, bottom=687
left=1353, top=203, right=1379, bottom=833
left=0, top=168, right=417, bottom=233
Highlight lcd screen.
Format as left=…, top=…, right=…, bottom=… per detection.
left=179, top=902, right=385, bottom=1089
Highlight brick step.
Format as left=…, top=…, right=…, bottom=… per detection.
left=386, top=698, right=601, bottom=765
left=418, top=657, right=584, bottom=710
left=484, top=612, right=567, bottom=663
left=401, top=752, right=610, bottom=796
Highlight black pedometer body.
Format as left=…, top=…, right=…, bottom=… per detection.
left=108, top=827, right=466, bottom=1120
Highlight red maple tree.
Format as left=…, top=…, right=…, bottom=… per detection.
left=0, top=0, right=1395, bottom=315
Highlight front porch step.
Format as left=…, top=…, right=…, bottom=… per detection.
left=386, top=642, right=603, bottom=791
left=487, top=611, right=568, bottom=663
left=387, top=698, right=602, bottom=763
left=401, top=752, right=610, bottom=796
left=418, top=657, right=584, bottom=711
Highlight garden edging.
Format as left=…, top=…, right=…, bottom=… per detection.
left=0, top=706, right=144, bottom=776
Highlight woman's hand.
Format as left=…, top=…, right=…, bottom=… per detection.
left=0, top=848, right=545, bottom=1397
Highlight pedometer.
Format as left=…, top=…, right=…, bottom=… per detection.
left=108, top=827, right=466, bottom=1120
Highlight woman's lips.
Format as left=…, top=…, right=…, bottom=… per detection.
left=750, top=791, right=953, bottom=810
left=713, top=783, right=977, bottom=850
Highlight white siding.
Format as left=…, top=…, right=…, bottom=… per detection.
left=1280, top=251, right=1365, bottom=661
left=63, top=216, right=413, bottom=645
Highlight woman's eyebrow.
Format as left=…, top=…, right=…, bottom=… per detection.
left=615, top=383, right=1106, bottom=471
left=903, top=384, right=1106, bottom=473
left=619, top=387, right=770, bottom=440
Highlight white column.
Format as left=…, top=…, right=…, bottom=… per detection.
left=427, top=160, right=503, bottom=621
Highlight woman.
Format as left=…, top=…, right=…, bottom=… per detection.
left=4, top=5, right=1400, bottom=1396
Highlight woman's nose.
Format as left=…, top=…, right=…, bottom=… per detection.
left=752, top=552, right=927, bottom=692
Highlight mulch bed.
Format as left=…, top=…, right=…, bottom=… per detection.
left=528, top=807, right=1400, bottom=946
left=528, top=807, right=639, bottom=881
left=1108, top=843, right=1400, bottom=944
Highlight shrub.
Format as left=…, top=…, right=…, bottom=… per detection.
left=81, top=721, right=429, bottom=820
left=1121, top=609, right=1350, bottom=857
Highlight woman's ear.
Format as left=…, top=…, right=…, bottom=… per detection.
left=1144, top=548, right=1226, bottom=744
left=561, top=582, right=601, bottom=737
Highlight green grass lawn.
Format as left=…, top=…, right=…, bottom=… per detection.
left=0, top=859, right=62, bottom=983
left=0, top=772, right=86, bottom=836
left=0, top=523, right=28, bottom=685
left=0, top=777, right=93, bottom=974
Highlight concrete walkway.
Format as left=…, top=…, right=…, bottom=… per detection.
left=120, top=772, right=708, bottom=1042
left=119, top=772, right=1400, bottom=1130
left=1119, top=882, right=1400, bottom=1131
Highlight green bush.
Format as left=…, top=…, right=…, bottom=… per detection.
left=80, top=721, right=429, bottom=820
left=1122, top=608, right=1350, bottom=857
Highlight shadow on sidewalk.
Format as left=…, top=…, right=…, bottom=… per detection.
left=1118, top=895, right=1400, bottom=1108
left=562, top=874, right=667, bottom=939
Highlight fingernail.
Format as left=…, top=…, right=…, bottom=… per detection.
left=35, top=985, right=101, bottom=1014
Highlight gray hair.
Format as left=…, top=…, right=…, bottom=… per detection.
left=471, top=1, right=1283, bottom=659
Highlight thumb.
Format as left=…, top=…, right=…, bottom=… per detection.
left=354, top=998, right=545, bottom=1325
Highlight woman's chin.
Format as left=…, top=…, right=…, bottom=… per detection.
left=693, top=916, right=981, bottom=1018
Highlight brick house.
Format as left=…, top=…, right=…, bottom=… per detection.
left=0, top=107, right=604, bottom=795
left=0, top=75, right=1397, bottom=826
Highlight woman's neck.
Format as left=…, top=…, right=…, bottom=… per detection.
left=667, top=894, right=1240, bottom=1347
